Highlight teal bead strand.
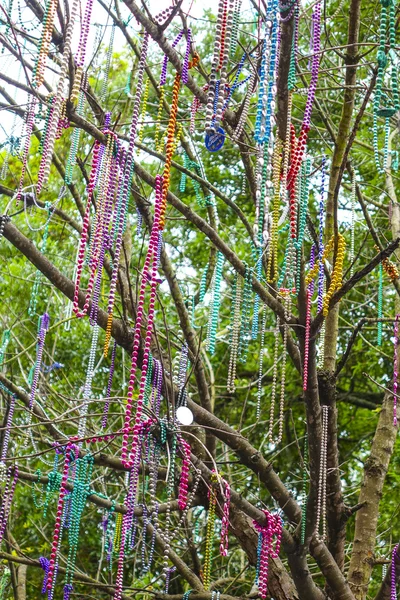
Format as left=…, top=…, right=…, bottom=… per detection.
left=207, top=251, right=224, bottom=356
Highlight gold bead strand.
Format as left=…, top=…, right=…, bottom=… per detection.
left=322, top=233, right=346, bottom=316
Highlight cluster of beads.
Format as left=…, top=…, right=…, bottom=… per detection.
left=253, top=510, right=282, bottom=600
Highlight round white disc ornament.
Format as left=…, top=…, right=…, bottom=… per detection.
left=176, top=406, right=194, bottom=426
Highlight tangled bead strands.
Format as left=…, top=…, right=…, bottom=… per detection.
left=36, top=0, right=80, bottom=193
left=253, top=511, right=282, bottom=600
left=103, top=33, right=150, bottom=352
left=120, top=176, right=164, bottom=470
left=287, top=1, right=322, bottom=189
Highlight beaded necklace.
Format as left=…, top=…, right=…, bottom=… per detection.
left=219, top=478, right=231, bottom=556
left=378, top=262, right=383, bottom=346
left=46, top=442, right=77, bottom=595
left=303, top=246, right=315, bottom=391
left=238, top=265, right=252, bottom=363
left=393, top=314, right=399, bottom=427
left=205, top=0, right=234, bottom=135
left=316, top=405, right=328, bottom=540
left=207, top=251, right=224, bottom=355
left=266, top=138, right=283, bottom=284
left=102, top=339, right=117, bottom=428
left=36, top=0, right=80, bottom=193
left=300, top=434, right=308, bottom=544
left=0, top=568, right=9, bottom=599
left=287, top=1, right=321, bottom=190
left=391, top=544, right=399, bottom=599
left=318, top=157, right=326, bottom=311
left=229, top=0, right=242, bottom=56
left=227, top=272, right=243, bottom=393
left=253, top=510, right=282, bottom=600
left=203, top=473, right=218, bottom=589
left=0, top=330, right=10, bottom=368
left=268, top=291, right=290, bottom=444
left=254, top=3, right=279, bottom=147
left=102, top=31, right=150, bottom=345
left=25, top=313, right=50, bottom=447
left=256, top=305, right=267, bottom=418
left=78, top=324, right=99, bottom=439
left=101, top=23, right=116, bottom=103
left=63, top=454, right=94, bottom=599
left=373, top=0, right=399, bottom=173
left=350, top=171, right=356, bottom=276
left=28, top=203, right=52, bottom=316
left=0, top=466, right=18, bottom=545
